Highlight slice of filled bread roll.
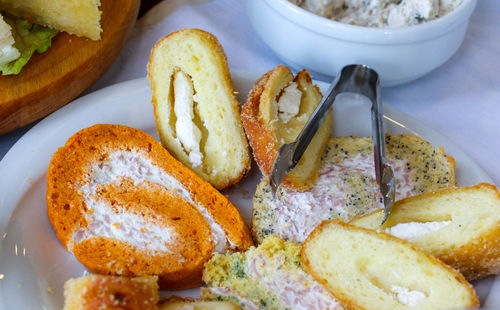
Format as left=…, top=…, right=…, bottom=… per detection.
left=241, top=65, right=333, bottom=190
left=148, top=28, right=250, bottom=190
left=47, top=124, right=253, bottom=289
left=159, top=296, right=241, bottom=310
left=202, top=235, right=342, bottom=310
left=252, top=134, right=456, bottom=244
left=63, top=275, right=159, bottom=310
left=302, top=220, right=479, bottom=310
left=351, top=183, right=500, bottom=280
left=0, top=0, right=102, bottom=40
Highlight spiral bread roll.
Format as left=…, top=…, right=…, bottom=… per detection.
left=47, top=124, right=253, bottom=289
left=63, top=275, right=159, bottom=310
left=241, top=65, right=333, bottom=190
left=252, top=134, right=456, bottom=244
left=301, top=220, right=479, bottom=310
left=351, top=183, right=500, bottom=281
left=148, top=28, right=250, bottom=190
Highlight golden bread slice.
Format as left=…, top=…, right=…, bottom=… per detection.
left=202, top=235, right=342, bottom=310
left=63, top=275, right=159, bottom=310
left=302, top=220, right=479, bottom=310
left=0, top=0, right=102, bottom=40
left=148, top=28, right=250, bottom=190
left=47, top=124, right=253, bottom=289
left=252, top=134, right=456, bottom=244
left=351, top=183, right=500, bottom=280
left=159, top=296, right=241, bottom=310
left=241, top=65, right=333, bottom=190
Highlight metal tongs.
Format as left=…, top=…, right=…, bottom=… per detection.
left=270, top=64, right=395, bottom=224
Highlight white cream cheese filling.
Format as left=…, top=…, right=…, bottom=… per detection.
left=277, top=82, right=302, bottom=123
left=391, top=285, right=426, bottom=307
left=173, top=70, right=204, bottom=168
left=383, top=221, right=452, bottom=241
left=76, top=151, right=230, bottom=253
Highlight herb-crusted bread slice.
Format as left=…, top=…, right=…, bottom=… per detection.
left=351, top=183, right=500, bottom=280
left=301, top=220, right=479, bottom=310
left=202, top=235, right=342, bottom=310
left=148, top=28, right=250, bottom=190
left=252, top=134, right=456, bottom=244
left=241, top=65, right=333, bottom=190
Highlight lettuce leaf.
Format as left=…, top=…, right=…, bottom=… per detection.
left=0, top=17, right=58, bottom=75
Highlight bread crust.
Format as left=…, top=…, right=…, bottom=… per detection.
left=148, top=28, right=250, bottom=190
left=47, top=124, right=253, bottom=289
left=352, top=183, right=500, bottom=280
left=301, top=219, right=480, bottom=310
left=63, top=275, right=159, bottom=310
left=241, top=65, right=332, bottom=190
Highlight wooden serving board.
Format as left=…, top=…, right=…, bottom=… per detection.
left=0, top=0, right=140, bottom=135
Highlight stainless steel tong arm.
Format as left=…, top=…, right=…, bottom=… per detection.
left=270, top=64, right=395, bottom=224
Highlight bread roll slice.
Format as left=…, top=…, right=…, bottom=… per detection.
left=202, top=235, right=342, bottom=310
left=302, top=220, right=479, bottom=310
left=148, top=28, right=250, bottom=190
left=252, top=134, right=456, bottom=244
left=47, top=124, right=253, bottom=289
left=159, top=296, right=241, bottom=310
left=63, top=275, right=159, bottom=310
left=351, top=183, right=500, bottom=280
left=241, top=65, right=333, bottom=190
left=0, top=0, right=102, bottom=39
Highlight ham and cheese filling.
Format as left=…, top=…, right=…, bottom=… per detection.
left=274, top=154, right=413, bottom=243
left=246, top=255, right=341, bottom=310
left=75, top=151, right=231, bottom=253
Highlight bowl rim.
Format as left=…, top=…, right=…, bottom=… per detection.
left=262, top=0, right=477, bottom=43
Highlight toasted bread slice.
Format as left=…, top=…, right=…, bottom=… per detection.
left=351, top=183, right=500, bottom=280
left=241, top=65, right=332, bottom=190
left=47, top=124, right=253, bottom=289
left=252, top=134, right=456, bottom=244
left=63, top=275, right=159, bottom=310
left=159, top=296, right=241, bottom=310
left=148, top=28, right=250, bottom=190
left=0, top=0, right=102, bottom=39
left=302, top=220, right=479, bottom=310
left=202, top=235, right=342, bottom=310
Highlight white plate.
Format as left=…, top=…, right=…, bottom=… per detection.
left=0, top=71, right=497, bottom=309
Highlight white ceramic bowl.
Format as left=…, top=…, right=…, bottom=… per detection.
left=246, top=0, right=477, bottom=86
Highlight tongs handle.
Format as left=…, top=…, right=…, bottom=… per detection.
left=270, top=64, right=395, bottom=224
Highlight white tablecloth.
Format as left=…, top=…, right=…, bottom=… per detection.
left=1, top=0, right=499, bottom=187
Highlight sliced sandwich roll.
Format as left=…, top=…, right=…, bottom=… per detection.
left=63, top=275, right=159, bottom=310
left=351, top=183, right=500, bottom=280
left=47, top=124, right=253, bottom=289
left=241, top=65, right=333, bottom=190
left=302, top=220, right=479, bottom=310
left=202, top=235, right=342, bottom=310
left=252, top=134, right=456, bottom=244
left=148, top=28, right=250, bottom=190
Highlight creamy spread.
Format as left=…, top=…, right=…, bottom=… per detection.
left=273, top=154, right=413, bottom=243
left=277, top=82, right=303, bottom=123
left=173, top=70, right=204, bottom=168
left=391, top=285, right=426, bottom=307
left=247, top=254, right=341, bottom=310
left=76, top=151, right=231, bottom=253
left=290, top=0, right=463, bottom=28
left=383, top=221, right=451, bottom=241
